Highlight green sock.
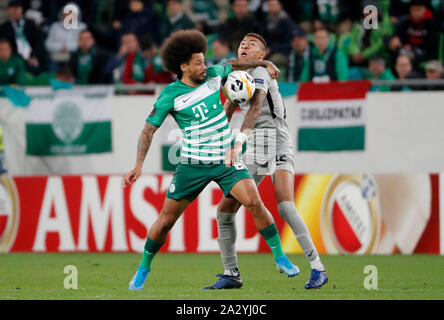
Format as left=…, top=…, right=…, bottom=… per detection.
left=259, top=223, right=285, bottom=260
left=140, top=237, right=164, bottom=270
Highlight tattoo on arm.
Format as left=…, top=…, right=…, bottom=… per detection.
left=224, top=99, right=238, bottom=122
left=136, top=123, right=158, bottom=167
left=240, top=89, right=267, bottom=135
left=226, top=59, right=268, bottom=71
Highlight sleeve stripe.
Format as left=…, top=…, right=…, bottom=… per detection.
left=146, top=119, right=161, bottom=127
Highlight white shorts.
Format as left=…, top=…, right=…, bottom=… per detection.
left=242, top=152, right=295, bottom=186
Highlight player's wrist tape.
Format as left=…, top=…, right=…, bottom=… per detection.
left=235, top=132, right=247, bottom=144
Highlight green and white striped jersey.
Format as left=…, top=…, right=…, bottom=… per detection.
left=147, top=62, right=233, bottom=163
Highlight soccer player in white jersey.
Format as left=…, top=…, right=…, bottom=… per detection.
left=122, top=30, right=299, bottom=291
left=204, top=33, right=328, bottom=290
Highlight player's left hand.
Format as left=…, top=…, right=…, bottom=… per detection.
left=265, top=61, right=280, bottom=79
left=122, top=167, right=141, bottom=188
left=225, top=142, right=243, bottom=167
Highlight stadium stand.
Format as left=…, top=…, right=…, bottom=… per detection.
left=0, top=0, right=442, bottom=89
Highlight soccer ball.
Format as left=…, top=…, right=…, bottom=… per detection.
left=223, top=70, right=255, bottom=104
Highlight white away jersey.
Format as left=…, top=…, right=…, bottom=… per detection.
left=238, top=66, right=293, bottom=163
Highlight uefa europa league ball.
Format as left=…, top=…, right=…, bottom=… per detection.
left=223, top=70, right=255, bottom=104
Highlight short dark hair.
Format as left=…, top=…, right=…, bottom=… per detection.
left=410, top=0, right=427, bottom=7
left=121, top=32, right=137, bottom=39
left=160, top=29, right=207, bottom=78
left=0, top=37, right=11, bottom=45
left=213, top=36, right=231, bottom=47
left=369, top=56, right=386, bottom=66
left=244, top=33, right=268, bottom=51
left=315, top=27, right=329, bottom=35
left=139, top=35, right=155, bottom=51
left=7, top=0, right=23, bottom=8
left=79, top=29, right=94, bottom=37
left=56, top=63, right=74, bottom=78
left=120, top=32, right=139, bottom=47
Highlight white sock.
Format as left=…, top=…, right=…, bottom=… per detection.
left=224, top=268, right=240, bottom=277
left=310, top=256, right=325, bottom=271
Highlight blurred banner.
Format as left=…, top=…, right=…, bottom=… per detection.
left=297, top=81, right=371, bottom=151
left=24, top=86, right=113, bottom=155
left=281, top=174, right=439, bottom=255
left=0, top=173, right=440, bottom=254
left=3, top=91, right=444, bottom=174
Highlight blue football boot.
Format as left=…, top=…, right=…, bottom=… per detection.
left=305, top=269, right=328, bottom=289
left=203, top=273, right=243, bottom=290
left=275, top=256, right=300, bottom=277
left=128, top=266, right=150, bottom=291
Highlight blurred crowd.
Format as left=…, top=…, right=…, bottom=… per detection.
left=0, top=0, right=444, bottom=91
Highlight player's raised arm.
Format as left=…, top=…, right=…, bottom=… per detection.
left=223, top=99, right=238, bottom=122
left=225, top=89, right=267, bottom=166
left=226, top=59, right=280, bottom=79
left=240, top=89, right=267, bottom=134
left=122, top=123, right=158, bottom=188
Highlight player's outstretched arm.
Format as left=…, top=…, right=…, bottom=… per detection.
left=226, top=59, right=280, bottom=79
left=225, top=89, right=267, bottom=166
left=240, top=89, right=267, bottom=134
left=223, top=99, right=238, bottom=122
left=122, top=123, right=158, bottom=188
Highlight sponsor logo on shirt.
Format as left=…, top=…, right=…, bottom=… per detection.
left=208, top=78, right=220, bottom=91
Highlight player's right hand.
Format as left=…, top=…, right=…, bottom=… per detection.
left=122, top=167, right=141, bottom=188
left=265, top=61, right=280, bottom=79
left=225, top=148, right=232, bottom=167
left=225, top=142, right=242, bottom=167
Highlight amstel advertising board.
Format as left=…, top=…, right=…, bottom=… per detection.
left=0, top=174, right=441, bottom=254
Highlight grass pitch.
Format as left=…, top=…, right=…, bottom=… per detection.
left=1, top=253, right=443, bottom=300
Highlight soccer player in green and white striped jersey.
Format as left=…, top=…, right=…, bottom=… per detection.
left=122, top=30, right=299, bottom=291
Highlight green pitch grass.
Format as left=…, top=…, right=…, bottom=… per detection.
left=1, top=253, right=443, bottom=300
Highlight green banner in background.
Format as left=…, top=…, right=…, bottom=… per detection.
left=297, top=81, right=371, bottom=152
left=24, top=86, right=113, bottom=156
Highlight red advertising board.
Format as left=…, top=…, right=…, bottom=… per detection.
left=0, top=174, right=439, bottom=254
